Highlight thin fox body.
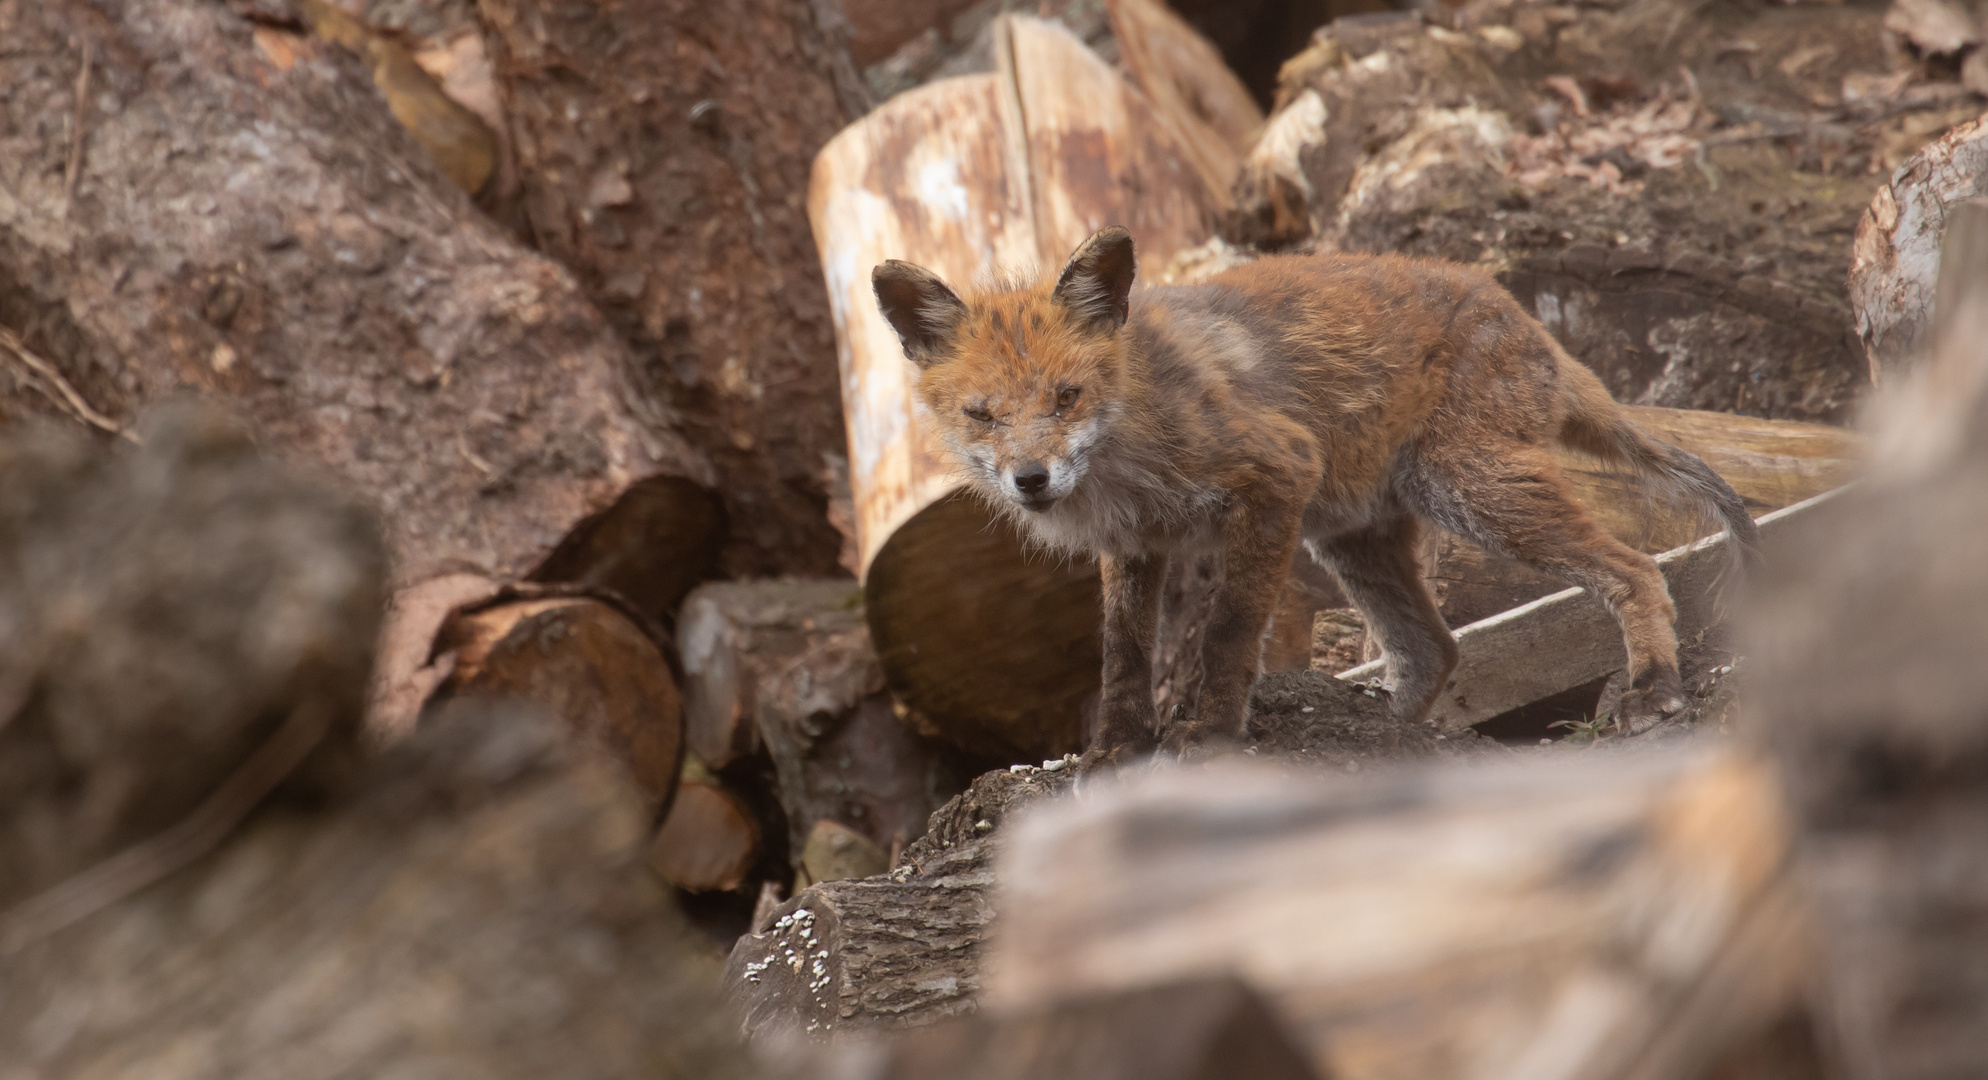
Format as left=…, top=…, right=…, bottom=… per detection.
left=874, top=228, right=1758, bottom=767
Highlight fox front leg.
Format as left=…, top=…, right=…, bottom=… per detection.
left=1080, top=550, right=1165, bottom=772
left=1161, top=493, right=1304, bottom=758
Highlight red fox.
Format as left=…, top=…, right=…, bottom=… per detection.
left=873, top=227, right=1758, bottom=769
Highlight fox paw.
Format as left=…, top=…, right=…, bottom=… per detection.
left=1156, top=722, right=1244, bottom=763
left=1616, top=666, right=1687, bottom=736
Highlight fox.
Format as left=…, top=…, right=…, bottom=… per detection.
left=872, top=226, right=1759, bottom=770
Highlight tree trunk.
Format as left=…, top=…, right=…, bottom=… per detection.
left=0, top=0, right=721, bottom=743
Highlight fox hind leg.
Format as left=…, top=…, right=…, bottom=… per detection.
left=1314, top=514, right=1458, bottom=726
left=1412, top=446, right=1685, bottom=732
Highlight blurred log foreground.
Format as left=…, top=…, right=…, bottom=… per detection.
left=0, top=408, right=747, bottom=1079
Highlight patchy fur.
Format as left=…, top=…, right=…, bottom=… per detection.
left=874, top=228, right=1760, bottom=768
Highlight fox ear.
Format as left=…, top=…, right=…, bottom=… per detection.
left=873, top=260, right=967, bottom=368
left=1052, top=226, right=1137, bottom=333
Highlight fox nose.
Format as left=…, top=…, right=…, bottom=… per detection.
left=1014, top=464, right=1050, bottom=496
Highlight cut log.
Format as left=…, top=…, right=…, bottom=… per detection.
left=650, top=780, right=761, bottom=893
left=838, top=975, right=1324, bottom=1080
left=0, top=0, right=721, bottom=754
left=725, top=765, right=1079, bottom=1039
left=476, top=0, right=855, bottom=576
left=1105, top=0, right=1265, bottom=160
left=987, top=748, right=1809, bottom=1080
left=0, top=700, right=753, bottom=1080
left=679, top=579, right=871, bottom=770
left=0, top=0, right=709, bottom=586
left=678, top=579, right=966, bottom=859
left=1751, top=194, right=1988, bottom=1078
left=1849, top=116, right=1988, bottom=387
left=1232, top=0, right=1978, bottom=424
left=432, top=589, right=683, bottom=809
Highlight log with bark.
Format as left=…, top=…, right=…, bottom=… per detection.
left=1750, top=196, right=1988, bottom=1079
left=678, top=578, right=972, bottom=867
left=0, top=0, right=723, bottom=743
left=725, top=764, right=1078, bottom=1039
left=1232, top=0, right=1986, bottom=426
left=474, top=0, right=863, bottom=576
left=986, top=747, right=1810, bottom=1080
left=1849, top=114, right=1988, bottom=388
left=722, top=673, right=1490, bottom=1041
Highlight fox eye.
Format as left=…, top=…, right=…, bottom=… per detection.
left=964, top=405, right=994, bottom=423
left=1056, top=386, right=1081, bottom=409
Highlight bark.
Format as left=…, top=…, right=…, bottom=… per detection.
left=725, top=837, right=999, bottom=1038
left=1233, top=0, right=1984, bottom=425
left=476, top=0, right=858, bottom=576
left=1751, top=198, right=1988, bottom=1080
left=723, top=675, right=1488, bottom=1041
left=1848, top=115, right=1988, bottom=386
left=0, top=405, right=383, bottom=911
left=0, top=0, right=709, bottom=594
left=0, top=700, right=752, bottom=1080
left=430, top=587, right=685, bottom=809
left=990, top=748, right=1809, bottom=1080
left=679, top=579, right=971, bottom=863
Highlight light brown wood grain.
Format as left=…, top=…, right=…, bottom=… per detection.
left=988, top=747, right=1808, bottom=1080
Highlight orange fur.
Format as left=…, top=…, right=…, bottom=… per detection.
left=874, top=228, right=1759, bottom=766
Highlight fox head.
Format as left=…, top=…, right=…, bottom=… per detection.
left=873, top=227, right=1137, bottom=516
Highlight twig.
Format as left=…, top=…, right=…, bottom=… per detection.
left=65, top=37, right=93, bottom=204
left=0, top=325, right=137, bottom=443
left=0, top=699, right=335, bottom=957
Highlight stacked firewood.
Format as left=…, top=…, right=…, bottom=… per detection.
left=4, top=0, right=1988, bottom=1078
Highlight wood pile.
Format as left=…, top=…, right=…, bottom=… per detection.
left=6, top=0, right=1988, bottom=1077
